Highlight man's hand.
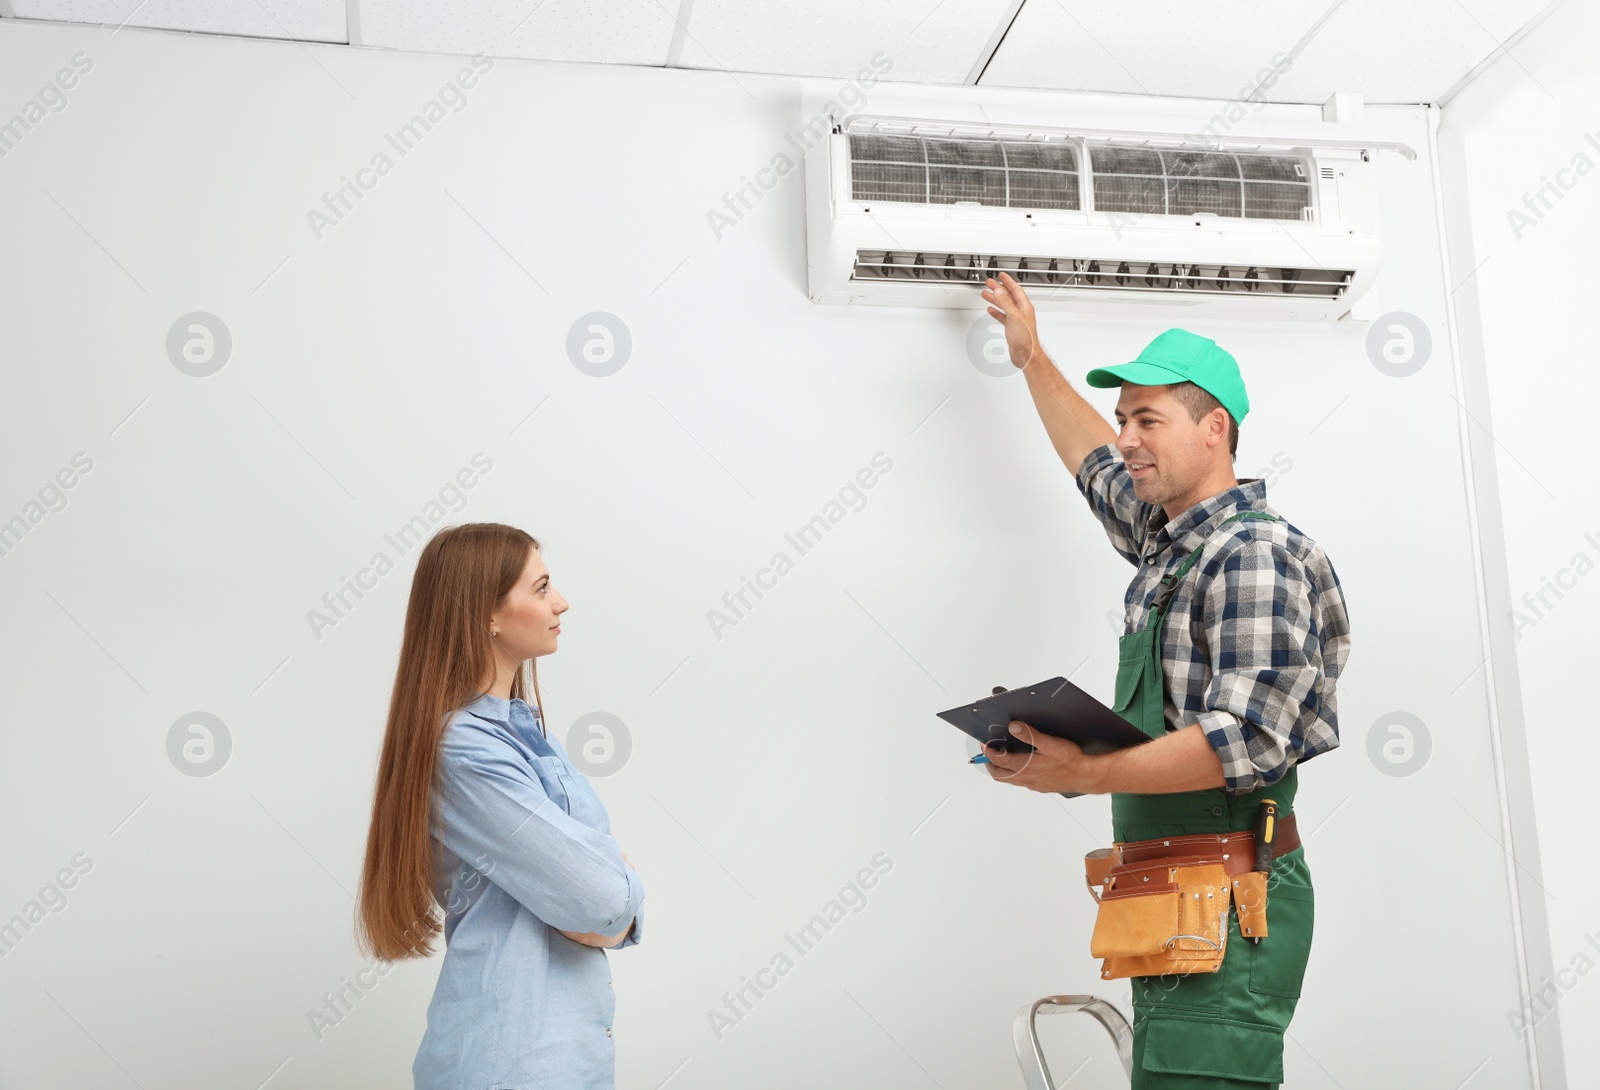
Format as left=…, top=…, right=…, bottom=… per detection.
left=987, top=721, right=1230, bottom=795
left=983, top=720, right=1103, bottom=794
left=980, top=272, right=1042, bottom=372
left=981, top=272, right=1117, bottom=475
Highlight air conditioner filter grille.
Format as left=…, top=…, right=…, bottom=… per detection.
left=847, top=131, right=1313, bottom=221
left=849, top=133, right=1082, bottom=210
left=851, top=250, right=1350, bottom=300
left=1089, top=145, right=1311, bottom=220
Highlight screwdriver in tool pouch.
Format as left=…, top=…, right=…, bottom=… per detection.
left=1250, top=799, right=1277, bottom=944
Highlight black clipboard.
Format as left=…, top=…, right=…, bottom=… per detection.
left=937, top=676, right=1151, bottom=797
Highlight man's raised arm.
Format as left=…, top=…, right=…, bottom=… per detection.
left=981, top=271, right=1118, bottom=475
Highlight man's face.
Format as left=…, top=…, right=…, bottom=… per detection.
left=1113, top=383, right=1222, bottom=506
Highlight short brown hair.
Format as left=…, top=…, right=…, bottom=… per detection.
left=1168, top=381, right=1238, bottom=459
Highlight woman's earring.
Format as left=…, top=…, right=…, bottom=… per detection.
left=491, top=630, right=499, bottom=639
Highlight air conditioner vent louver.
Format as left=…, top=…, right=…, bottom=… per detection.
left=852, top=250, right=1352, bottom=300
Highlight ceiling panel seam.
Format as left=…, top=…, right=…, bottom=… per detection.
left=664, top=0, right=693, bottom=68
left=1437, top=0, right=1568, bottom=107
left=967, top=0, right=1027, bottom=86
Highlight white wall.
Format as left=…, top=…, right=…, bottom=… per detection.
left=1439, top=3, right=1600, bottom=1086
left=0, top=17, right=1554, bottom=1090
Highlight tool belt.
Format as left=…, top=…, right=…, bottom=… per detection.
left=1081, top=813, right=1300, bottom=980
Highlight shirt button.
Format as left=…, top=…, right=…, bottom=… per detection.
left=607, top=981, right=614, bottom=989
left=605, top=1027, right=613, bottom=1037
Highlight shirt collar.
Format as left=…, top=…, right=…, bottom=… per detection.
left=1144, top=476, right=1271, bottom=555
left=464, top=690, right=539, bottom=727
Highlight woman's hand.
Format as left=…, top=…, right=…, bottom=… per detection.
left=557, top=920, right=634, bottom=948
left=554, top=850, right=637, bottom=946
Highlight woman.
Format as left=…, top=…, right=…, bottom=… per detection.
left=356, top=522, right=644, bottom=1090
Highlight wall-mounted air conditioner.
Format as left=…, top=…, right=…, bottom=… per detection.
left=803, top=109, right=1415, bottom=321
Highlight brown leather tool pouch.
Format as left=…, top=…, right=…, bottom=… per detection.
left=1085, top=851, right=1234, bottom=980
left=1232, top=869, right=1269, bottom=940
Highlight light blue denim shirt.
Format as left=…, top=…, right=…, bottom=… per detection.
left=413, top=691, right=644, bottom=1090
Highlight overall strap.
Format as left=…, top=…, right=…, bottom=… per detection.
left=1149, top=510, right=1279, bottom=616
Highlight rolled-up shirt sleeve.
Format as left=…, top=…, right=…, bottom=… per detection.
left=1191, top=537, right=1339, bottom=794
left=433, top=735, right=644, bottom=938
left=1073, top=442, right=1152, bottom=566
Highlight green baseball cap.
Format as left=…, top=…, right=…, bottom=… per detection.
left=1084, top=328, right=1249, bottom=424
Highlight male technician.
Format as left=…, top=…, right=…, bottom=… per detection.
left=977, top=271, right=1351, bottom=1089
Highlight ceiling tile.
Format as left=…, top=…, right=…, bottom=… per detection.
left=6, top=0, right=347, bottom=42
left=671, top=0, right=1016, bottom=84
left=357, top=0, right=678, bottom=65
left=980, top=0, right=1553, bottom=104
left=2, top=0, right=1557, bottom=104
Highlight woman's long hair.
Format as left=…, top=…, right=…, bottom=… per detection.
left=355, top=522, right=544, bottom=961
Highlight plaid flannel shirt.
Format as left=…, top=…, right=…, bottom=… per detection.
left=1075, top=443, right=1350, bottom=794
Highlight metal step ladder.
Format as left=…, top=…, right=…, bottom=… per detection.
left=1013, top=995, right=1134, bottom=1088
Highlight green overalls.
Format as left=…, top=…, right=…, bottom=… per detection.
left=1109, top=511, right=1315, bottom=1089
